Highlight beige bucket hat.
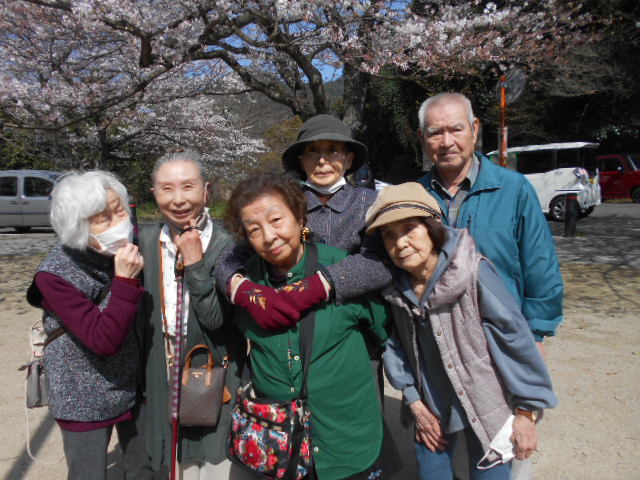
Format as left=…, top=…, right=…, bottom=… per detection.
left=365, top=182, right=442, bottom=235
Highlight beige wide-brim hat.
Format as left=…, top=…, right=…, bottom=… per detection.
left=365, top=182, right=442, bottom=235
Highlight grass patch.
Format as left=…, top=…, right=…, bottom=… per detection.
left=208, top=199, right=227, bottom=218
left=134, top=203, right=161, bottom=222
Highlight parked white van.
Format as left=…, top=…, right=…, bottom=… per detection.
left=0, top=170, right=62, bottom=232
left=487, top=142, right=601, bottom=221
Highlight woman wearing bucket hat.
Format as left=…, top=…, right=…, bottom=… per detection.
left=216, top=114, right=392, bottom=330
left=366, top=182, right=558, bottom=480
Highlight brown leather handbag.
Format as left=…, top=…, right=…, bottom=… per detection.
left=178, top=344, right=231, bottom=427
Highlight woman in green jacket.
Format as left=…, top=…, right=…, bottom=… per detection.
left=224, top=172, right=389, bottom=480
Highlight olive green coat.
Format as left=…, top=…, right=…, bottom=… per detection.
left=139, top=222, right=245, bottom=471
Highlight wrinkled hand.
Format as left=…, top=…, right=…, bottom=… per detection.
left=232, top=279, right=300, bottom=330
left=511, top=414, right=539, bottom=460
left=277, top=273, right=329, bottom=314
left=410, top=400, right=447, bottom=452
left=173, top=219, right=203, bottom=266
left=114, top=243, right=144, bottom=278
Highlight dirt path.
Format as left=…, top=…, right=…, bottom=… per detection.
left=1, top=253, right=639, bottom=479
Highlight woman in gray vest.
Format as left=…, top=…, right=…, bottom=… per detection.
left=27, top=171, right=150, bottom=480
left=365, top=183, right=558, bottom=480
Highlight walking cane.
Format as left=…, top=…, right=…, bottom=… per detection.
left=170, top=259, right=185, bottom=480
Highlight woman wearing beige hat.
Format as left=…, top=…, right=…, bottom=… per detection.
left=365, top=183, right=558, bottom=480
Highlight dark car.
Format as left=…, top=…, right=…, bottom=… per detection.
left=593, top=153, right=640, bottom=202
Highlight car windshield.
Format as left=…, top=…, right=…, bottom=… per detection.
left=628, top=155, right=640, bottom=170
left=487, top=143, right=599, bottom=174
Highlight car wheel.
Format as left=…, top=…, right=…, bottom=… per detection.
left=549, top=196, right=566, bottom=222
left=632, top=187, right=640, bottom=203
left=579, top=205, right=595, bottom=218
left=14, top=226, right=32, bottom=233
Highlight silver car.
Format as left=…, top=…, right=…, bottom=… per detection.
left=0, top=170, right=62, bottom=232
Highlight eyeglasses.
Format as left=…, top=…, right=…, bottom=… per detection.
left=300, top=151, right=348, bottom=163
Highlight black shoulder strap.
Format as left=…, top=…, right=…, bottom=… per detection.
left=299, top=242, right=318, bottom=399
left=95, top=281, right=112, bottom=305
left=44, top=281, right=112, bottom=347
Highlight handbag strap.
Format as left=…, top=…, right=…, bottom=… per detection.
left=43, top=327, right=66, bottom=347
left=169, top=258, right=185, bottom=423
left=95, top=281, right=112, bottom=305
left=298, top=242, right=318, bottom=400
left=183, top=344, right=211, bottom=368
left=43, top=282, right=112, bottom=348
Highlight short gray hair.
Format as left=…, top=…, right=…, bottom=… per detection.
left=152, top=149, right=207, bottom=185
left=50, top=171, right=130, bottom=249
left=418, top=92, right=476, bottom=131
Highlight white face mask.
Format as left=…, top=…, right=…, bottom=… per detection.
left=303, top=176, right=347, bottom=195
left=90, top=217, right=134, bottom=256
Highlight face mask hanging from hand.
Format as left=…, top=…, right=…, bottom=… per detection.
left=91, top=218, right=134, bottom=256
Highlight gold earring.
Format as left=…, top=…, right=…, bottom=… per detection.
left=300, top=226, right=310, bottom=242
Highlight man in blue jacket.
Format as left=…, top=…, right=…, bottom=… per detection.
left=415, top=92, right=563, bottom=479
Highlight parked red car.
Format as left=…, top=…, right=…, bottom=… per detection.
left=594, top=153, right=640, bottom=202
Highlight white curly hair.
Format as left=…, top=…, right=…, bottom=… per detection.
left=50, top=171, right=130, bottom=249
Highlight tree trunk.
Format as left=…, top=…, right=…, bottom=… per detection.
left=342, top=63, right=369, bottom=138
left=96, top=128, right=109, bottom=170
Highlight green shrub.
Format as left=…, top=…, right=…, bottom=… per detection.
left=133, top=199, right=228, bottom=223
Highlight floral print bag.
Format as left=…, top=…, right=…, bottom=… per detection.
left=227, top=382, right=312, bottom=479
left=227, top=243, right=319, bottom=479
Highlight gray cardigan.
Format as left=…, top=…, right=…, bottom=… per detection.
left=215, top=183, right=392, bottom=302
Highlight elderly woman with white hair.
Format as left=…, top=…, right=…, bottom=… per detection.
left=26, top=171, right=152, bottom=480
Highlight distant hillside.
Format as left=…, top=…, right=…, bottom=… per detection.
left=219, top=78, right=346, bottom=138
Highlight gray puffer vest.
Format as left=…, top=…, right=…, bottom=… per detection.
left=31, top=245, right=140, bottom=421
left=383, top=230, right=511, bottom=459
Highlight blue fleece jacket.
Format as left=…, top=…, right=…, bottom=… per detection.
left=418, top=155, right=563, bottom=340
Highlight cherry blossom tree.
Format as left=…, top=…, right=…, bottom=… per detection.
left=0, top=1, right=264, bottom=177
left=0, top=0, right=595, bottom=173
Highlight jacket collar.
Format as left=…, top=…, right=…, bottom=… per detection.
left=251, top=242, right=310, bottom=286
left=145, top=217, right=225, bottom=259
left=431, top=155, right=480, bottom=196
left=423, top=153, right=502, bottom=195
left=427, top=228, right=477, bottom=309
left=469, top=154, right=503, bottom=194
left=305, top=182, right=355, bottom=213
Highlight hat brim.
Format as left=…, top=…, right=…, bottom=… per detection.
left=365, top=206, right=440, bottom=235
left=282, top=132, right=368, bottom=177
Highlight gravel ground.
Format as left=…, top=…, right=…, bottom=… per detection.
left=1, top=203, right=639, bottom=479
